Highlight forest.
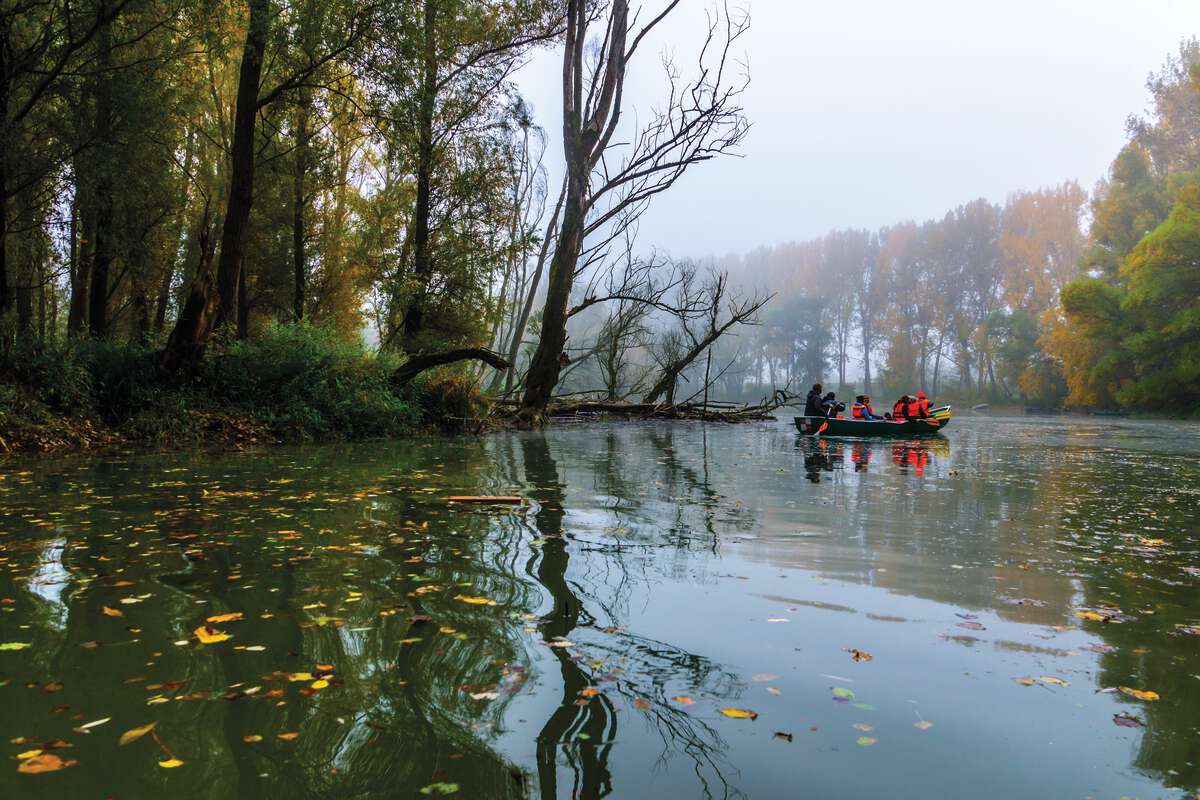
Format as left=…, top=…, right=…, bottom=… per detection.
left=1, top=2, right=1199, bottom=453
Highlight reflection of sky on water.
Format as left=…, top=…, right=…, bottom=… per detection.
left=26, top=536, right=70, bottom=629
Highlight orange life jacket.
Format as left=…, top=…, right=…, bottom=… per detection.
left=905, top=399, right=923, bottom=418
left=851, top=403, right=866, bottom=419
left=893, top=401, right=907, bottom=418
left=917, top=398, right=930, bottom=416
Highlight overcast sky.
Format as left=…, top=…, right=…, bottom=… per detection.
left=513, top=0, right=1198, bottom=259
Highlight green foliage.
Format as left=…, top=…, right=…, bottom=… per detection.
left=0, top=323, right=481, bottom=451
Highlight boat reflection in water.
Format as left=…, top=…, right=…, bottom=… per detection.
left=799, top=436, right=950, bottom=481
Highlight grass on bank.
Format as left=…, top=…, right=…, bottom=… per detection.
left=0, top=324, right=489, bottom=453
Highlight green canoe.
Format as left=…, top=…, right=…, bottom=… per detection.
left=795, top=405, right=952, bottom=437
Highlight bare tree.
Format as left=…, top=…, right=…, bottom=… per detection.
left=517, top=0, right=750, bottom=427
left=643, top=268, right=769, bottom=405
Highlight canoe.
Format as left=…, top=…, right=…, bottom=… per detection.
left=794, top=405, right=952, bottom=437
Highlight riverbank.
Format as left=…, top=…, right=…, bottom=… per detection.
left=0, top=325, right=486, bottom=455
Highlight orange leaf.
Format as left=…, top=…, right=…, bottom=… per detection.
left=672, top=695, right=696, bottom=706
left=205, top=612, right=243, bottom=624
left=17, top=754, right=77, bottom=774
left=194, top=625, right=231, bottom=644
left=719, top=708, right=759, bottom=720
left=102, top=606, right=123, bottom=617
left=277, top=732, right=300, bottom=741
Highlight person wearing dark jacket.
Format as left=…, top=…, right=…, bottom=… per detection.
left=804, top=383, right=824, bottom=417
left=821, top=392, right=846, bottom=418
left=892, top=395, right=911, bottom=419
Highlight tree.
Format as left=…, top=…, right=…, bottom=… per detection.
left=517, top=0, right=750, bottom=426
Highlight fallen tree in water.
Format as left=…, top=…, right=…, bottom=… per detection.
left=493, top=389, right=800, bottom=424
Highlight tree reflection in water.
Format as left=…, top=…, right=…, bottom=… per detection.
left=519, top=432, right=743, bottom=800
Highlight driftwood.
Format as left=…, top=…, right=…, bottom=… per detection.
left=395, top=348, right=511, bottom=386
left=494, top=389, right=799, bottom=424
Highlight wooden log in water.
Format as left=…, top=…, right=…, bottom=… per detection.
left=447, top=495, right=524, bottom=504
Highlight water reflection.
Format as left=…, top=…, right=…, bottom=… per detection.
left=1, top=418, right=1198, bottom=799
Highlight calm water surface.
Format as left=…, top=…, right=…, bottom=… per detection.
left=1, top=416, right=1199, bottom=799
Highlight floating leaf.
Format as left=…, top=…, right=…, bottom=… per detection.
left=101, top=606, right=123, bottom=617
left=718, top=708, right=758, bottom=720
left=206, top=612, right=243, bottom=623
left=0, top=642, right=31, bottom=651
left=751, top=674, right=779, bottom=682
left=419, top=783, right=460, bottom=796
left=852, top=723, right=874, bottom=732
left=578, top=687, right=601, bottom=698
left=158, top=758, right=184, bottom=768
left=913, top=720, right=933, bottom=730
left=1119, top=687, right=1159, bottom=701
left=118, top=722, right=157, bottom=746
left=1039, top=676, right=1069, bottom=687
left=849, top=649, right=873, bottom=662
left=452, top=595, right=496, bottom=606
left=831, top=687, right=856, bottom=700
left=72, top=717, right=111, bottom=734
left=242, top=735, right=263, bottom=743
left=855, top=736, right=877, bottom=746
left=288, top=672, right=314, bottom=682
left=193, top=626, right=230, bottom=644
left=1113, top=713, right=1145, bottom=728
left=956, top=621, right=985, bottom=631
left=773, top=731, right=793, bottom=742
left=17, top=754, right=77, bottom=774
left=672, top=696, right=696, bottom=706
left=277, top=732, right=300, bottom=741
left=1074, top=611, right=1106, bottom=622
left=310, top=679, right=330, bottom=690
left=633, top=698, right=651, bottom=710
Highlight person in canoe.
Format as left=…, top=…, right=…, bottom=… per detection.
left=891, top=395, right=912, bottom=420
left=851, top=395, right=883, bottom=421
left=804, top=383, right=824, bottom=416
left=905, top=391, right=931, bottom=419
left=821, top=392, right=846, bottom=418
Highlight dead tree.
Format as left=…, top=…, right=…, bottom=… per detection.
left=643, top=269, right=770, bottom=405
left=517, top=0, right=750, bottom=427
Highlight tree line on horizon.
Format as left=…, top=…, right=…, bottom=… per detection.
left=674, top=39, right=1200, bottom=414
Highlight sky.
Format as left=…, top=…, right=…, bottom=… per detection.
left=513, top=0, right=1199, bottom=260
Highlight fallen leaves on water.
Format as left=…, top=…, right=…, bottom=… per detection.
left=242, top=735, right=263, bottom=743
left=118, top=722, right=157, bottom=746
left=101, top=606, right=123, bottom=617
left=1119, top=687, right=1159, bottom=701
left=277, top=732, right=300, bottom=741
left=718, top=708, right=758, bottom=720
left=773, top=731, right=793, bottom=742
left=848, top=649, right=873, bottom=662
left=751, top=673, right=779, bottom=682
left=158, top=758, right=185, bottom=768
left=913, top=720, right=934, bottom=730
left=452, top=595, right=496, bottom=606
left=1113, top=713, right=1145, bottom=728
left=1039, top=676, right=1069, bottom=687
left=1074, top=611, right=1107, bottom=622
left=193, top=625, right=231, bottom=644
left=206, top=612, right=243, bottom=623
left=672, top=696, right=696, bottom=706
left=17, top=753, right=77, bottom=774
left=633, top=698, right=651, bottom=710
left=0, top=642, right=31, bottom=651
left=831, top=687, right=856, bottom=701
left=855, top=736, right=877, bottom=746
left=419, top=783, right=460, bottom=796
left=72, top=718, right=111, bottom=734
left=852, top=723, right=874, bottom=732
left=956, top=621, right=986, bottom=631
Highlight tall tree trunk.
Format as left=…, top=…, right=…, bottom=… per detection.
left=0, top=40, right=10, bottom=318
left=503, top=179, right=564, bottom=393
left=69, top=180, right=93, bottom=335
left=400, top=0, right=439, bottom=350
left=215, top=0, right=268, bottom=329
left=87, top=7, right=115, bottom=338
left=162, top=0, right=266, bottom=370
left=155, top=130, right=196, bottom=331
left=291, top=92, right=309, bottom=322
left=237, top=256, right=248, bottom=338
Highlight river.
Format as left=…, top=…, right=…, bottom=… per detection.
left=1, top=415, right=1198, bottom=799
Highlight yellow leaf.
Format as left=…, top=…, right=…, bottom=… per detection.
left=1039, top=676, right=1069, bottom=686
left=206, top=612, right=243, bottom=623
left=243, top=734, right=263, bottom=743
left=102, top=606, right=123, bottom=617
left=1119, top=687, right=1160, bottom=701
left=157, top=758, right=184, bottom=769
left=288, top=672, right=313, bottom=682
left=718, top=708, right=758, bottom=720
left=1074, top=611, right=1106, bottom=621
left=310, top=679, right=329, bottom=690
left=856, top=736, right=877, bottom=746
left=193, top=626, right=231, bottom=644
left=119, top=721, right=157, bottom=746
left=452, top=594, right=497, bottom=606
left=17, top=749, right=43, bottom=760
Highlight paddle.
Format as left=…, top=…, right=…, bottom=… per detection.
left=814, top=403, right=836, bottom=437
